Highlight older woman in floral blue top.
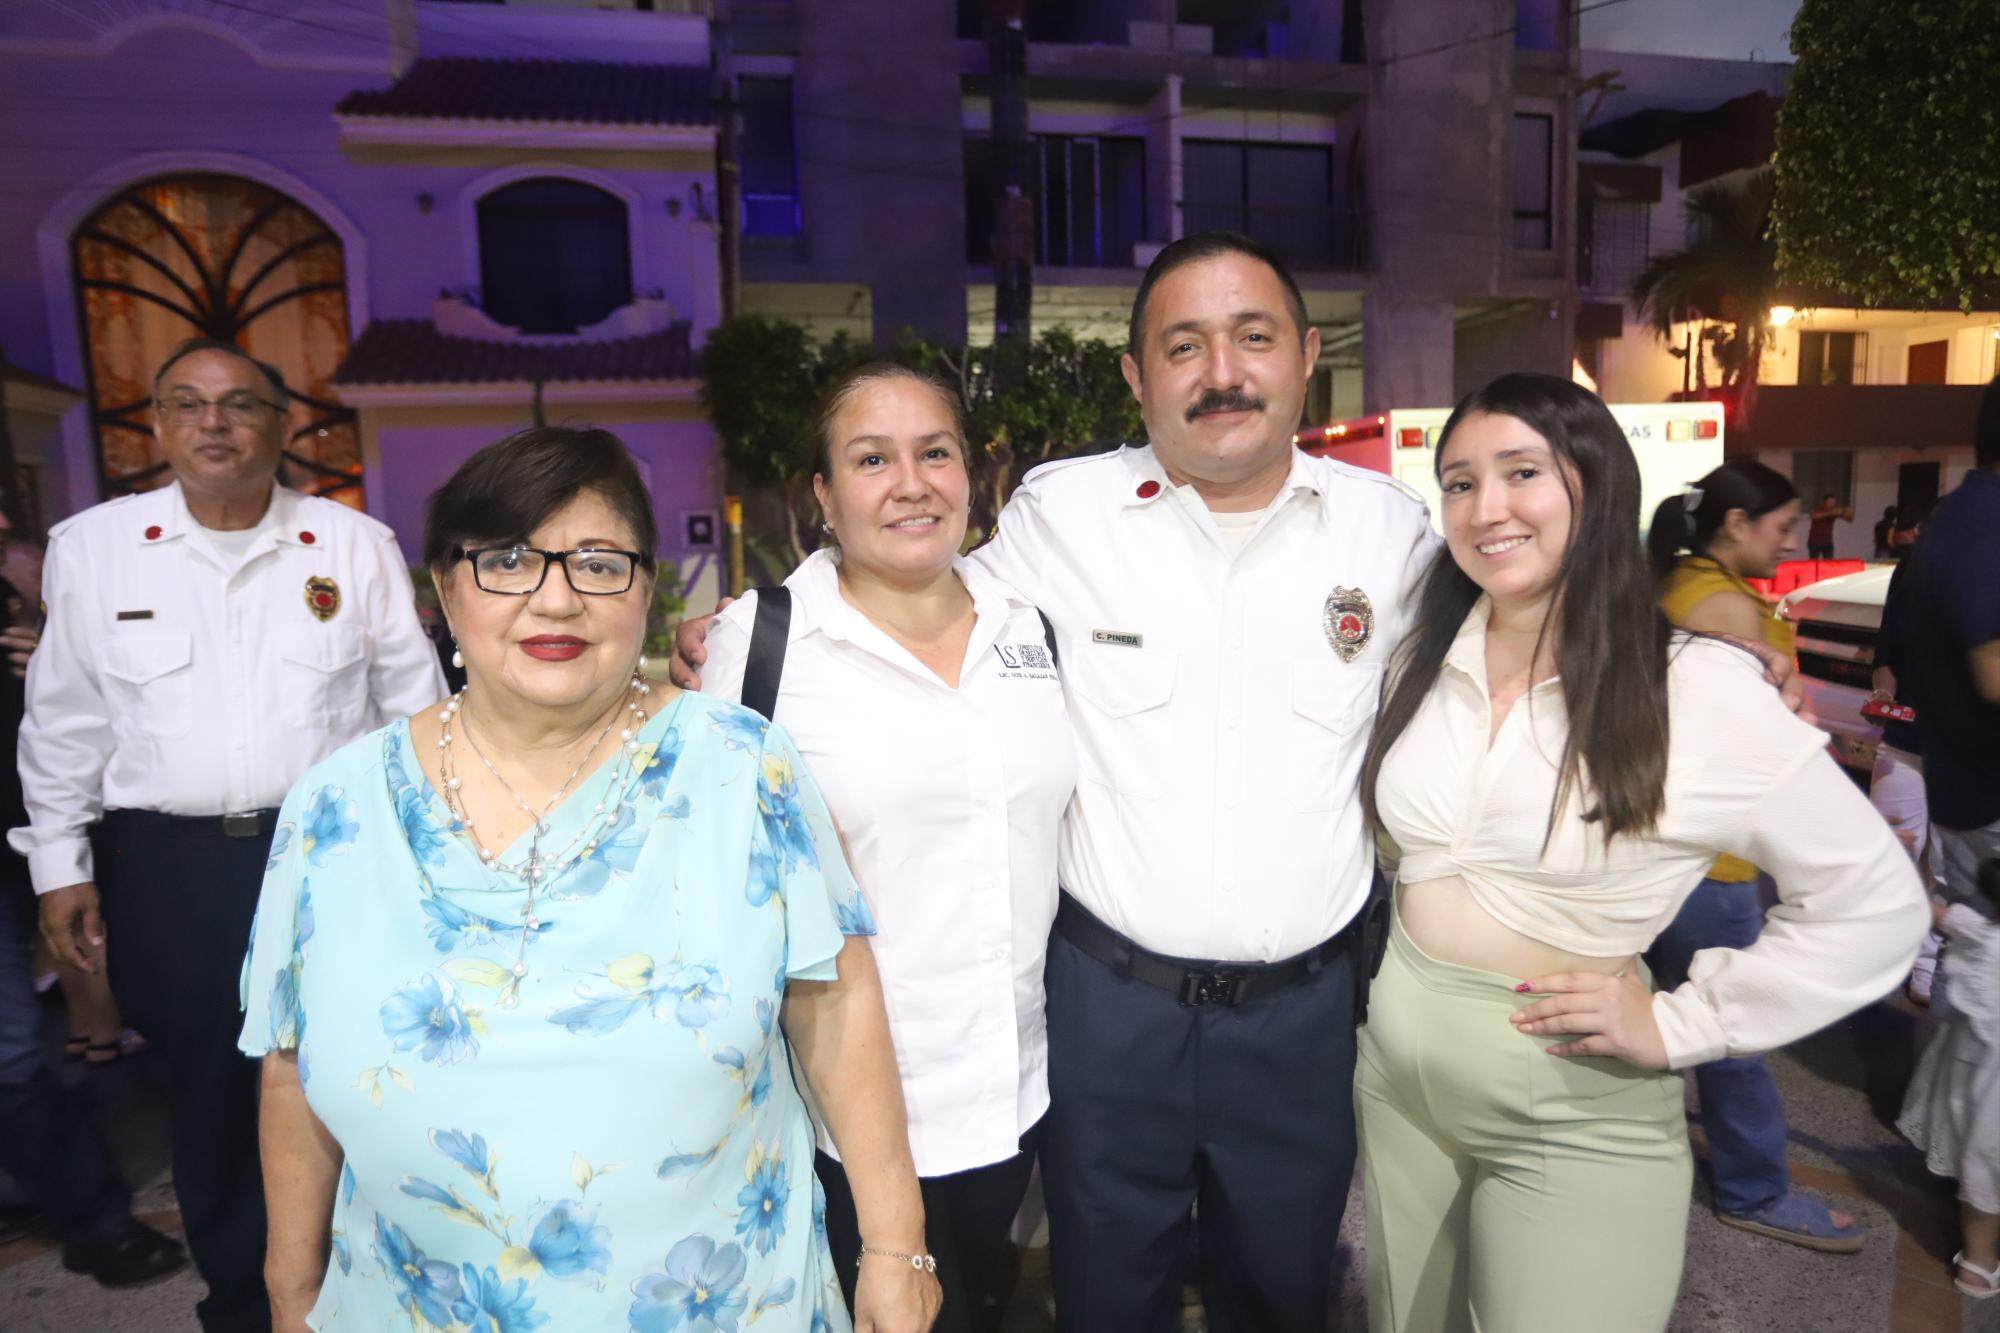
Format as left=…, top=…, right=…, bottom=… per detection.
left=242, top=427, right=939, bottom=1333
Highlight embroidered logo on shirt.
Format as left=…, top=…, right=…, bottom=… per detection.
left=1322, top=586, right=1373, bottom=663
left=1092, top=629, right=1143, bottom=648
left=305, top=576, right=341, bottom=623
left=995, top=643, right=1057, bottom=680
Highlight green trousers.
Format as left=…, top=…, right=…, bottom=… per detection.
left=1355, top=916, right=1692, bottom=1333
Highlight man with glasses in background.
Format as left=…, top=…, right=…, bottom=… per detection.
left=12, top=338, right=442, bottom=1331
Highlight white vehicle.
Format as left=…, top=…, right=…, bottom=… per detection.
left=1778, top=564, right=1896, bottom=773
left=1296, top=401, right=1725, bottom=534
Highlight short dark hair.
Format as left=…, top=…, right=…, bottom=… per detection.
left=1127, top=231, right=1310, bottom=362
left=152, top=337, right=290, bottom=409
left=805, top=363, right=967, bottom=481
left=1977, top=374, right=2000, bottom=470
left=422, top=426, right=658, bottom=574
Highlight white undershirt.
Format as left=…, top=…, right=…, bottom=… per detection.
left=1208, top=505, right=1266, bottom=558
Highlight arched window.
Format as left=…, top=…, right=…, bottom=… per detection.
left=71, top=173, right=362, bottom=503
left=476, top=178, right=633, bottom=335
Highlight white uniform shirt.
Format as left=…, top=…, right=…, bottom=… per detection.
left=702, top=550, right=1075, bottom=1176
left=1377, top=606, right=1928, bottom=1068
left=972, top=444, right=1438, bottom=962
left=11, top=482, right=447, bottom=893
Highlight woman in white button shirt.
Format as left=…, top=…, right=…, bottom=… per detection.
left=1351, top=373, right=1927, bottom=1332
left=700, top=364, right=1075, bottom=1333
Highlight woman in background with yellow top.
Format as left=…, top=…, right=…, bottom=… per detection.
left=1647, top=461, right=1863, bottom=1252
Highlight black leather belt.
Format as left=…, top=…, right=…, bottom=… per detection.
left=1054, top=891, right=1358, bottom=1008
left=103, top=808, right=281, bottom=839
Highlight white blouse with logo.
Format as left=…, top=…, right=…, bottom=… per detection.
left=702, top=549, right=1076, bottom=1176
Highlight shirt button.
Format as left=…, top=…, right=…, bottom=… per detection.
left=1222, top=881, right=1236, bottom=893
left=1227, top=716, right=1240, bottom=729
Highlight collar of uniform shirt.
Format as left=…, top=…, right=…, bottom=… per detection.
left=140, top=482, right=320, bottom=549
left=1116, top=443, right=1324, bottom=516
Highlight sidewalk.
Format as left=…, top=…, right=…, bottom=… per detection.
left=3, top=994, right=1995, bottom=1332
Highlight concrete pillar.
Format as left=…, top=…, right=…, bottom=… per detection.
left=1362, top=291, right=1454, bottom=412
left=1146, top=75, right=1183, bottom=245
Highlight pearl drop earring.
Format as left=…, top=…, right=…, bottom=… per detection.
left=637, top=653, right=649, bottom=674
left=451, top=646, right=465, bottom=669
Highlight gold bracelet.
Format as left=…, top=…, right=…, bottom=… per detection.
left=857, top=1243, right=937, bottom=1275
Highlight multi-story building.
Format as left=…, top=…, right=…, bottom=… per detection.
left=0, top=0, right=727, bottom=599
left=1575, top=49, right=1997, bottom=559
left=735, top=0, right=1581, bottom=421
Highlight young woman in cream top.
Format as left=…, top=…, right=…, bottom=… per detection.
left=1353, top=374, right=1927, bottom=1333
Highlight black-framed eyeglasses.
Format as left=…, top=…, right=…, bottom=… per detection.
left=454, top=546, right=650, bottom=596
left=154, top=393, right=285, bottom=427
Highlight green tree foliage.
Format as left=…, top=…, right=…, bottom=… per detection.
left=700, top=318, right=1140, bottom=563
left=1772, top=0, right=2000, bottom=309
left=1631, top=169, right=1778, bottom=417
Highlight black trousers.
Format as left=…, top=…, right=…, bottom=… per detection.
left=97, top=810, right=273, bottom=1333
left=1041, top=930, right=1358, bottom=1333
left=0, top=866, right=132, bottom=1242
left=817, top=1122, right=1040, bottom=1333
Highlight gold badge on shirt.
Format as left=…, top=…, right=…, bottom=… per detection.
left=1322, top=586, right=1373, bottom=663
left=305, top=576, right=341, bottom=623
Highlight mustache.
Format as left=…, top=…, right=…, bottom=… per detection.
left=1185, top=388, right=1266, bottom=421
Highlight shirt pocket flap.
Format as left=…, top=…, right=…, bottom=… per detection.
left=1291, top=662, right=1383, bottom=735
left=1068, top=645, right=1177, bottom=718
left=279, top=625, right=367, bottom=674
left=102, top=630, right=193, bottom=685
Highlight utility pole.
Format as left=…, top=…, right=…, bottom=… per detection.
left=986, top=0, right=1032, bottom=361
left=712, top=0, right=746, bottom=596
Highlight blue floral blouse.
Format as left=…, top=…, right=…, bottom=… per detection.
left=239, top=690, right=877, bottom=1332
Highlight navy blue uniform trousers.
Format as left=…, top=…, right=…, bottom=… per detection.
left=1041, top=929, right=1358, bottom=1333
left=97, top=811, right=273, bottom=1333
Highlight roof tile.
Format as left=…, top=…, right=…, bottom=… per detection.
left=333, top=319, right=697, bottom=387
left=337, top=57, right=712, bottom=127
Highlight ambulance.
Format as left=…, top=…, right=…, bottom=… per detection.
left=1294, top=400, right=1726, bottom=534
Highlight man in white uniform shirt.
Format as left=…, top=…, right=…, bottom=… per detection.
left=13, top=340, right=445, bottom=1333
left=677, top=234, right=1435, bottom=1330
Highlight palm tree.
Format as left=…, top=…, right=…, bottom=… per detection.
left=1631, top=167, right=1778, bottom=426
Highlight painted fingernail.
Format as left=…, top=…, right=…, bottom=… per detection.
left=1514, top=982, right=1532, bottom=993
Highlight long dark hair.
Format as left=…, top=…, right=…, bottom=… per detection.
left=1645, top=460, right=1796, bottom=581
left=1360, top=373, right=1675, bottom=845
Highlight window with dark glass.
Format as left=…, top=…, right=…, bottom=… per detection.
left=1580, top=200, right=1649, bottom=295
left=964, top=134, right=1148, bottom=267
left=1182, top=140, right=1335, bottom=269
left=1512, top=113, right=1553, bottom=249
left=1798, top=330, right=1863, bottom=386
left=476, top=178, right=632, bottom=334
left=739, top=75, right=801, bottom=237
left=1514, top=0, right=1564, bottom=51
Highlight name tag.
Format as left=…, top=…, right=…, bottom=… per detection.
left=115, top=610, right=154, bottom=621
left=1092, top=629, right=1143, bottom=648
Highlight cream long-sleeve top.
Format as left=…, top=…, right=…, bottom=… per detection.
left=1375, top=599, right=1930, bottom=1069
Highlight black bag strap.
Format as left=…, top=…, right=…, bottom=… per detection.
left=740, top=586, right=792, bottom=722
left=1037, top=608, right=1060, bottom=671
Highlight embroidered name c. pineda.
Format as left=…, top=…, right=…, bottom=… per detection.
left=1092, top=629, right=1143, bottom=648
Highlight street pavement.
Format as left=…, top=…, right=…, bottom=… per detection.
left=1, top=991, right=1995, bottom=1332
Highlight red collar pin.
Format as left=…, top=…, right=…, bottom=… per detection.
left=1136, top=480, right=1161, bottom=499
left=144, top=525, right=162, bottom=540
left=298, top=531, right=316, bottom=545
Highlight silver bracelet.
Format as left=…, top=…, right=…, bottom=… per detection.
left=857, top=1243, right=937, bottom=1275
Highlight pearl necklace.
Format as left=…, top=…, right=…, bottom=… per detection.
left=433, top=676, right=653, bottom=999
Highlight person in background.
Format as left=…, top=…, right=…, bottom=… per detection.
left=1874, top=505, right=1899, bottom=559
left=1645, top=462, right=1864, bottom=1251
left=698, top=364, right=1073, bottom=1333
left=245, top=426, right=936, bottom=1332
left=1805, top=492, right=1852, bottom=560
left=1356, top=374, right=1925, bottom=1332
left=0, top=492, right=185, bottom=1284
left=12, top=338, right=446, bottom=1333
left=1897, top=857, right=1999, bottom=1300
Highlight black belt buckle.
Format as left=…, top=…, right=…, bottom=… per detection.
left=222, top=812, right=262, bottom=839
left=1178, top=969, right=1245, bottom=1008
